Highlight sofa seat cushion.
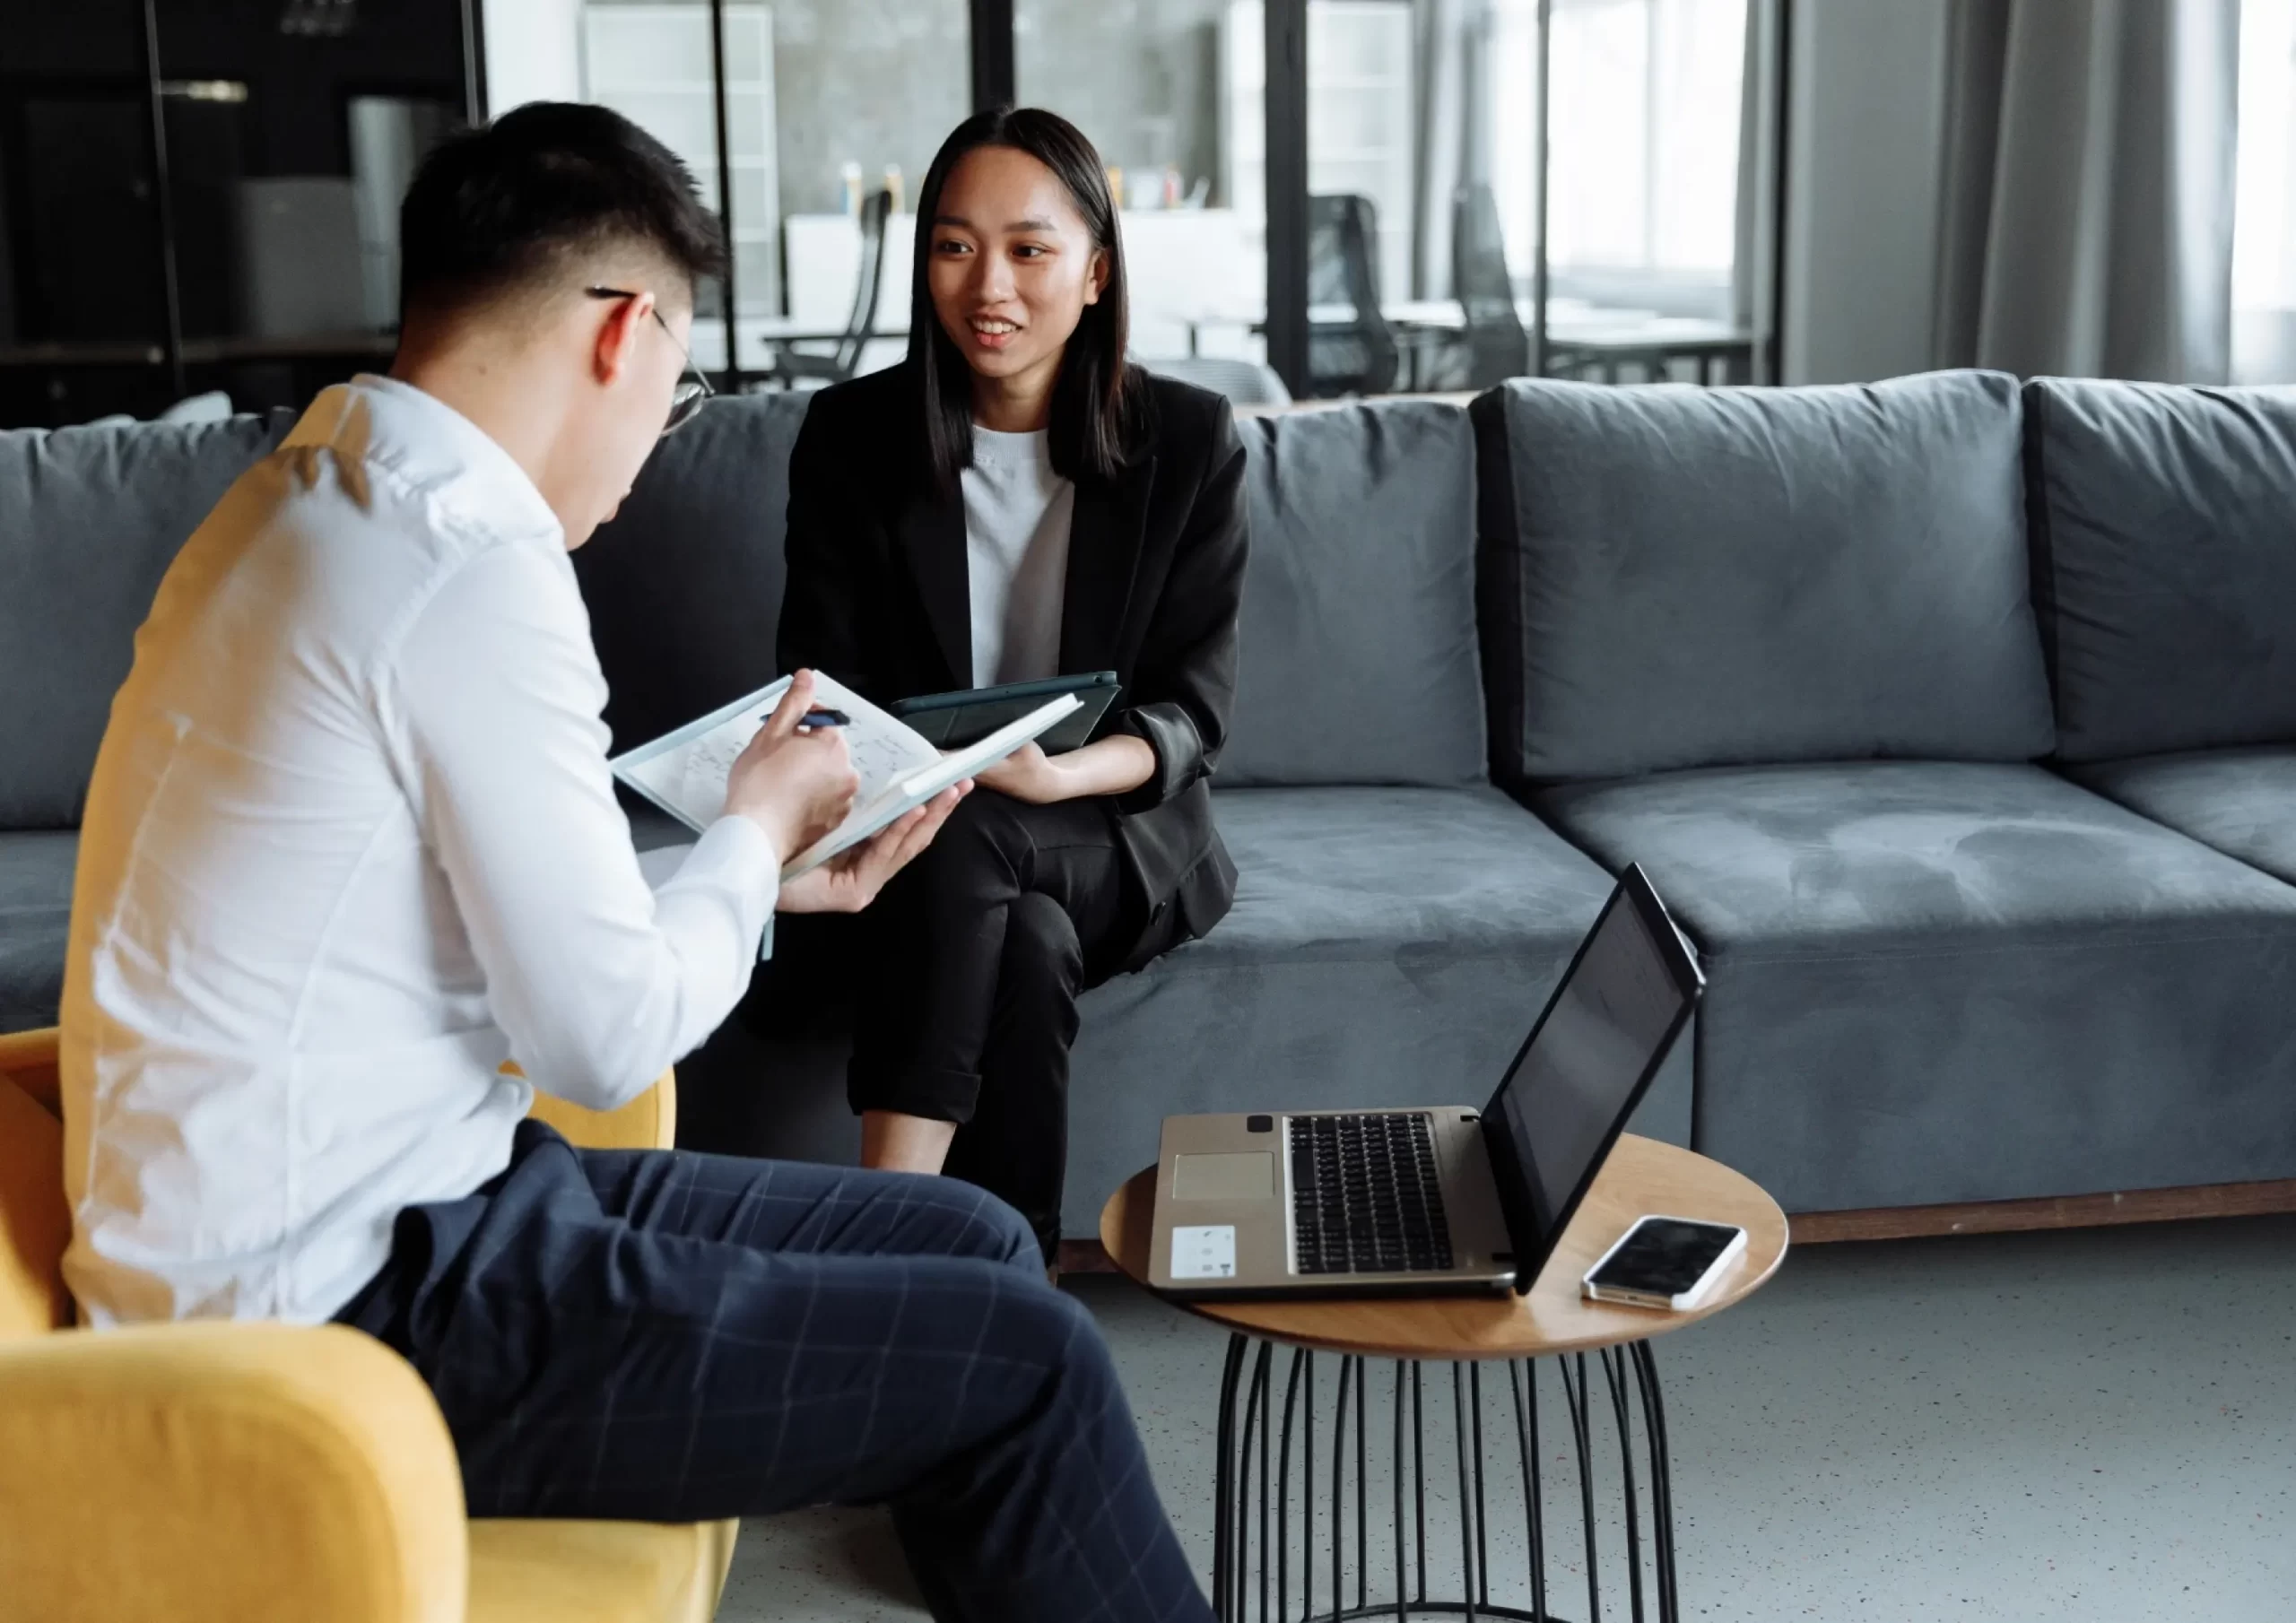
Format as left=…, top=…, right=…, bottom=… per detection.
left=1175, top=785, right=1610, bottom=965
left=2067, top=747, right=2296, bottom=886
left=2024, top=378, right=2296, bottom=763
left=1058, top=785, right=1681, bottom=1231
left=1535, top=761, right=2296, bottom=1213
left=668, top=786, right=1691, bottom=1234
left=0, top=833, right=76, bottom=1033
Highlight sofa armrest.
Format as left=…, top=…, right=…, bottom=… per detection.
left=0, top=1321, right=468, bottom=1623
left=525, top=1069, right=678, bottom=1151
left=0, top=1025, right=60, bottom=1113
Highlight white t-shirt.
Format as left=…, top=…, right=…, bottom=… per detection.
left=961, top=425, right=1074, bottom=686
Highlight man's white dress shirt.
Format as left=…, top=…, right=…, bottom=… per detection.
left=60, top=376, right=780, bottom=1328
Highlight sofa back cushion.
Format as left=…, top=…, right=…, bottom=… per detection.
left=2024, top=378, right=2296, bottom=763
left=572, top=390, right=815, bottom=756
left=1473, top=371, right=2057, bottom=785
left=1218, top=400, right=1486, bottom=785
left=0, top=412, right=294, bottom=829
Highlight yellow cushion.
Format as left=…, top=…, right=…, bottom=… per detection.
left=0, top=1322, right=469, bottom=1623
left=469, top=1517, right=738, bottom=1623
left=0, top=1024, right=60, bottom=1113
left=0, top=1071, right=69, bottom=1337
left=525, top=1078, right=676, bottom=1152
left=0, top=1024, right=726, bottom=1622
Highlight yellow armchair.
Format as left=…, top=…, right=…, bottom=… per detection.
left=0, top=1028, right=736, bottom=1623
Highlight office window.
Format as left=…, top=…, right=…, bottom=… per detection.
left=2235, top=0, right=2296, bottom=383
left=1018, top=0, right=1265, bottom=363
left=1239, top=0, right=1756, bottom=396
left=1532, top=0, right=1748, bottom=308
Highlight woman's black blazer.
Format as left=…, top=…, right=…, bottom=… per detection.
left=778, top=363, right=1248, bottom=970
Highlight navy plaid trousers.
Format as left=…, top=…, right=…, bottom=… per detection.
left=336, top=1120, right=1212, bottom=1623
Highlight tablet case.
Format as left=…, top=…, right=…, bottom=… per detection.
left=892, top=672, right=1121, bottom=754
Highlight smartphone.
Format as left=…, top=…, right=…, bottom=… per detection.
left=1581, top=1215, right=1748, bottom=1311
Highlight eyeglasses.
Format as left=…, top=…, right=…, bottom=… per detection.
left=586, top=286, right=714, bottom=436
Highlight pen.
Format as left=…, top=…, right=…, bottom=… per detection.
left=796, top=708, right=849, bottom=729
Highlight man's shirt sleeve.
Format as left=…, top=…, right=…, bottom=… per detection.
left=384, top=542, right=778, bottom=1111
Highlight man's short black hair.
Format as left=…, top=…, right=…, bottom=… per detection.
left=398, top=101, right=725, bottom=324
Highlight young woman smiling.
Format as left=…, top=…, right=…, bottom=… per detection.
left=778, top=108, right=1248, bottom=1263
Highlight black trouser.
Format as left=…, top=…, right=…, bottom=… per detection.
left=848, top=790, right=1135, bottom=1261
left=335, top=1122, right=1210, bottom=1623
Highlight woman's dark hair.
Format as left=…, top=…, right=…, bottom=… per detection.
left=399, top=101, right=726, bottom=324
left=908, top=107, right=1150, bottom=490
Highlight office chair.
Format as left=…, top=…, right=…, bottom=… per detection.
left=1452, top=182, right=1534, bottom=387
left=761, top=187, right=892, bottom=387
left=1306, top=194, right=1401, bottom=397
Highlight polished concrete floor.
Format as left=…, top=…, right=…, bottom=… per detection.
left=714, top=1213, right=2296, bottom=1621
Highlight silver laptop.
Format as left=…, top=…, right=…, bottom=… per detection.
left=1149, top=864, right=1704, bottom=1298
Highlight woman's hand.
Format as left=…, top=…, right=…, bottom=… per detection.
left=970, top=742, right=1068, bottom=804
left=971, top=734, right=1156, bottom=805
left=778, top=783, right=970, bottom=913
left=723, top=671, right=860, bottom=861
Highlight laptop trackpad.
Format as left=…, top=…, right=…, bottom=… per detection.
left=1173, top=1151, right=1276, bottom=1202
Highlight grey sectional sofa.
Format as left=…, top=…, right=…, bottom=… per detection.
left=5, top=370, right=2292, bottom=1241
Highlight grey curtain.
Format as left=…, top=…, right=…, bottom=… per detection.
left=1934, top=0, right=2241, bottom=382
left=1411, top=0, right=1492, bottom=301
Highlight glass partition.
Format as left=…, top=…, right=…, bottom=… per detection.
left=1016, top=0, right=1267, bottom=368
left=1279, top=0, right=1758, bottom=396
left=490, top=0, right=967, bottom=380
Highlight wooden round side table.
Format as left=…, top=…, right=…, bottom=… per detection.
left=1100, top=1133, right=1787, bottom=1623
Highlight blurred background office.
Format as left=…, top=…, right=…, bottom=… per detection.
left=0, top=0, right=2291, bottom=427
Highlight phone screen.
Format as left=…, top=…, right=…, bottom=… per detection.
left=1587, top=1218, right=1739, bottom=1296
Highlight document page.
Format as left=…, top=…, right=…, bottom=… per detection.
left=612, top=673, right=938, bottom=840
left=612, top=673, right=1081, bottom=881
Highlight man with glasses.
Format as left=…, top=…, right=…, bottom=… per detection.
left=58, top=102, right=1215, bottom=1623
left=587, top=282, right=714, bottom=431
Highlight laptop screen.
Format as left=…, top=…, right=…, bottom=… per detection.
left=1483, top=869, right=1700, bottom=1289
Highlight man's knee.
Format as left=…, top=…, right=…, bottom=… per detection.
left=936, top=1181, right=1040, bottom=1271
left=1000, top=1283, right=1122, bottom=1411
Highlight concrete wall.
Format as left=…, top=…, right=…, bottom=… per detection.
left=1780, top=0, right=1953, bottom=384
left=770, top=2, right=974, bottom=214
left=1017, top=0, right=1231, bottom=195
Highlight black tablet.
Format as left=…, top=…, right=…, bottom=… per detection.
left=891, top=672, right=1122, bottom=754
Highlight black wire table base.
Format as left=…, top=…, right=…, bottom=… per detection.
left=1210, top=1335, right=1680, bottom=1623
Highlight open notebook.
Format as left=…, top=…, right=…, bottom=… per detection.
left=610, top=673, right=1081, bottom=880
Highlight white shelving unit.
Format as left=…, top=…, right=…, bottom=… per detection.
left=580, top=3, right=778, bottom=317
left=1223, top=0, right=1415, bottom=302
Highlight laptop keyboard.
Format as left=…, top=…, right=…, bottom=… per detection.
left=1289, top=1113, right=1456, bottom=1274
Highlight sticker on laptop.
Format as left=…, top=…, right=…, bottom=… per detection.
left=1170, top=1224, right=1238, bottom=1280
